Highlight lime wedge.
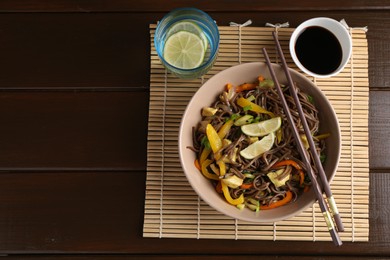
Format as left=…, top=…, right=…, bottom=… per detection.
left=241, top=117, right=282, bottom=137
left=163, top=31, right=205, bottom=69
left=240, top=132, right=275, bottom=159
left=167, top=21, right=208, bottom=49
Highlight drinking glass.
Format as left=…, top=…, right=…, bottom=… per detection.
left=154, top=8, right=220, bottom=79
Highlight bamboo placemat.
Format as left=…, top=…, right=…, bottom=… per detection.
left=144, top=24, right=369, bottom=242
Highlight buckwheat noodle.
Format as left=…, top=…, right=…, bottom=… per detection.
left=191, top=80, right=326, bottom=210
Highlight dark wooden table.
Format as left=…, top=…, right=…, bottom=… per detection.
left=0, top=1, right=389, bottom=258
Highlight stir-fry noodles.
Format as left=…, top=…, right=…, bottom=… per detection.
left=190, top=76, right=328, bottom=211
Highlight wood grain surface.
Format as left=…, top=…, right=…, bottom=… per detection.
left=0, top=0, right=389, bottom=258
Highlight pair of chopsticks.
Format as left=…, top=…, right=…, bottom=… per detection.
left=262, top=32, right=343, bottom=246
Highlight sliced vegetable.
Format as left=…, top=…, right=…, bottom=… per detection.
left=206, top=124, right=222, bottom=154
left=199, top=147, right=211, bottom=165
left=271, top=159, right=306, bottom=187
left=246, top=203, right=259, bottom=212
left=246, top=198, right=260, bottom=212
left=259, top=79, right=274, bottom=88
left=221, top=182, right=244, bottom=205
left=299, top=170, right=305, bottom=186
left=314, top=133, right=331, bottom=140
left=221, top=175, right=243, bottom=188
left=201, top=136, right=211, bottom=149
left=240, top=182, right=253, bottom=189
left=307, top=95, right=314, bottom=104
left=218, top=119, right=234, bottom=139
left=300, top=134, right=310, bottom=150
left=243, top=105, right=252, bottom=112
left=237, top=97, right=274, bottom=117
left=202, top=107, right=218, bottom=117
left=243, top=173, right=255, bottom=178
left=267, top=169, right=290, bottom=188
left=222, top=139, right=232, bottom=147
left=194, top=159, right=201, bottom=171
left=229, top=113, right=240, bottom=121
left=201, top=159, right=220, bottom=181
left=210, top=163, right=220, bottom=176
left=247, top=95, right=256, bottom=102
left=215, top=181, right=223, bottom=193
left=276, top=128, right=283, bottom=144
left=225, top=83, right=233, bottom=91
left=235, top=83, right=257, bottom=93
left=236, top=203, right=245, bottom=210
left=234, top=115, right=254, bottom=126
left=217, top=161, right=226, bottom=176
left=271, top=159, right=302, bottom=170
left=260, top=191, right=293, bottom=210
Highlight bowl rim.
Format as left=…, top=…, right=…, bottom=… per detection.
left=178, top=61, right=341, bottom=222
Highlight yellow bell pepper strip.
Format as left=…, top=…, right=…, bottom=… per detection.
left=206, top=124, right=222, bottom=154
left=221, top=182, right=244, bottom=205
left=217, top=119, right=234, bottom=139
left=260, top=190, right=293, bottom=210
left=217, top=161, right=226, bottom=176
left=201, top=159, right=220, bottom=181
left=314, top=133, right=331, bottom=140
left=199, top=147, right=211, bottom=165
left=276, top=128, right=283, bottom=144
left=236, top=97, right=274, bottom=117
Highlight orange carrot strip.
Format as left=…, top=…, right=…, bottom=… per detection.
left=215, top=181, right=223, bottom=193
left=226, top=83, right=233, bottom=91
left=240, top=183, right=253, bottom=189
left=271, top=159, right=302, bottom=170
left=194, top=159, right=201, bottom=171
left=299, top=170, right=305, bottom=186
left=235, top=83, right=257, bottom=93
left=260, top=191, right=293, bottom=210
left=258, top=75, right=265, bottom=82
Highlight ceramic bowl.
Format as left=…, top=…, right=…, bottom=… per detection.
left=179, top=62, right=341, bottom=222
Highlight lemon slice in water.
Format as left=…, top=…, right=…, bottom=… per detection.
left=163, top=31, right=205, bottom=69
left=241, top=117, right=282, bottom=137
left=240, top=132, right=275, bottom=160
left=167, top=21, right=208, bottom=49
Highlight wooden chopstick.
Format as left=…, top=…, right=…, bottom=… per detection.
left=262, top=47, right=342, bottom=247
left=271, top=31, right=344, bottom=233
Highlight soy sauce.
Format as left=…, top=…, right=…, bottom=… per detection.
left=295, top=26, right=342, bottom=75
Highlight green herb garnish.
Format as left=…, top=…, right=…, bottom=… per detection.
left=201, top=136, right=211, bottom=149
